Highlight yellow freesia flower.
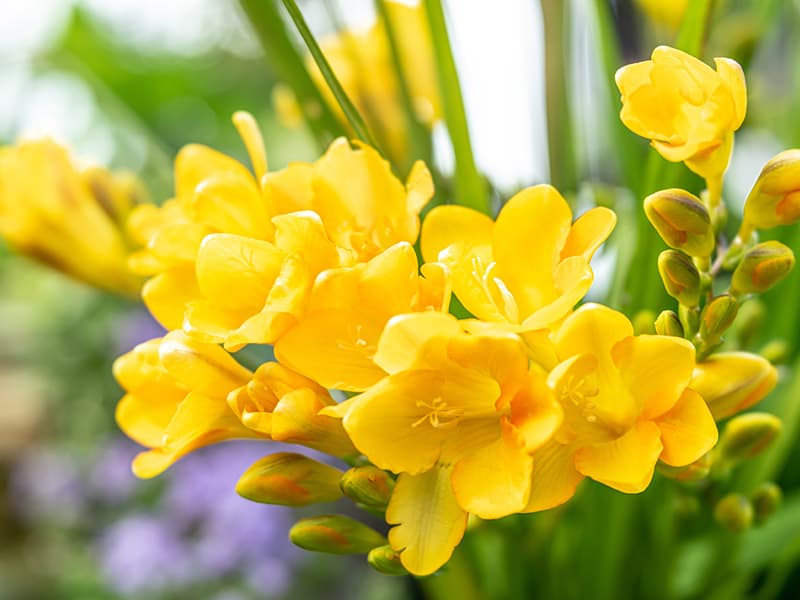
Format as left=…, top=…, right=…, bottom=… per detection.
left=421, top=184, right=615, bottom=334
left=525, top=304, right=718, bottom=512
left=616, top=46, right=747, bottom=183
left=691, top=352, right=778, bottom=420
left=278, top=1, right=440, bottom=164
left=275, top=241, right=450, bottom=391
left=227, top=361, right=356, bottom=457
left=113, top=331, right=261, bottom=478
left=635, top=0, right=687, bottom=31
left=323, top=311, right=562, bottom=575
left=0, top=139, right=143, bottom=295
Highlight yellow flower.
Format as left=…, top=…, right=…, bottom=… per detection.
left=691, top=352, right=778, bottom=420
left=421, top=184, right=615, bottom=334
left=275, top=242, right=450, bottom=391
left=324, top=311, right=562, bottom=575
left=280, top=1, right=440, bottom=164
left=0, top=139, right=143, bottom=295
left=227, top=361, right=356, bottom=457
left=635, top=0, right=687, bottom=31
left=113, top=331, right=260, bottom=478
left=525, top=304, right=718, bottom=512
left=616, top=46, right=747, bottom=180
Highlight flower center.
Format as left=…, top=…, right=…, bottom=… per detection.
left=470, top=255, right=520, bottom=323
left=412, top=396, right=464, bottom=429
left=559, top=373, right=600, bottom=424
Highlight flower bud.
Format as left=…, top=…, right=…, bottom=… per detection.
left=717, top=413, right=781, bottom=464
left=751, top=482, right=782, bottom=524
left=714, top=493, right=754, bottom=533
left=236, top=453, right=344, bottom=506
left=289, top=514, right=387, bottom=554
left=655, top=310, right=684, bottom=337
left=699, top=294, right=738, bottom=342
left=658, top=250, right=702, bottom=306
left=340, top=466, right=395, bottom=510
left=759, top=339, right=790, bottom=365
left=367, top=545, right=408, bottom=576
left=659, top=453, right=711, bottom=482
left=731, top=241, right=795, bottom=295
left=644, top=189, right=714, bottom=257
left=691, top=352, right=778, bottom=419
left=743, top=149, right=800, bottom=230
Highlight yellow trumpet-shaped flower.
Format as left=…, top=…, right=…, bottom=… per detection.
left=277, top=1, right=440, bottom=164
left=275, top=242, right=450, bottom=391
left=421, top=184, right=615, bottom=334
left=323, top=312, right=562, bottom=575
left=616, top=46, right=746, bottom=180
left=691, top=352, right=778, bottom=420
left=525, top=304, right=718, bottom=512
left=0, top=139, right=143, bottom=295
left=113, top=331, right=261, bottom=478
left=227, top=362, right=356, bottom=457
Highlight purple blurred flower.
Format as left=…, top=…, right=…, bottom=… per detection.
left=112, top=309, right=165, bottom=355
left=88, top=437, right=141, bottom=503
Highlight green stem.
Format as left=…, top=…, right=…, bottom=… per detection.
left=280, top=0, right=382, bottom=152
left=423, top=0, right=488, bottom=214
left=237, top=0, right=345, bottom=148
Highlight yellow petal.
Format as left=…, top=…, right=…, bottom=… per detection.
left=191, top=173, right=270, bottom=238
left=342, top=371, right=451, bottom=474
left=405, top=160, right=434, bottom=215
left=386, top=467, right=468, bottom=576
left=183, top=299, right=248, bottom=344
left=372, top=311, right=462, bottom=375
left=523, top=441, right=584, bottom=512
left=714, top=57, right=747, bottom=130
left=574, top=421, right=663, bottom=493
left=142, top=267, right=201, bottom=330
left=656, top=388, right=718, bottom=467
left=262, top=162, right=314, bottom=215
left=508, top=371, right=563, bottom=453
left=691, top=352, right=778, bottom=420
left=520, top=256, right=592, bottom=331
left=232, top=110, right=269, bottom=180
left=611, top=334, right=695, bottom=420
left=493, top=185, right=572, bottom=315
left=555, top=303, right=633, bottom=361
left=196, top=233, right=284, bottom=313
left=175, top=143, right=254, bottom=198
left=560, top=206, right=617, bottom=261
left=272, top=388, right=357, bottom=457
left=274, top=309, right=386, bottom=391
left=115, top=391, right=182, bottom=448
left=451, top=422, right=532, bottom=518
left=272, top=211, right=340, bottom=274
left=158, top=331, right=252, bottom=397
left=420, top=204, right=493, bottom=264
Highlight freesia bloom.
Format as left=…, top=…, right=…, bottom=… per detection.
left=0, top=139, right=142, bottom=295
left=275, top=241, right=450, bottom=391
left=525, top=304, right=718, bottom=512
left=616, top=46, right=746, bottom=180
left=421, top=184, right=615, bottom=336
left=113, top=331, right=261, bottom=478
left=226, top=362, right=356, bottom=457
left=690, top=352, right=778, bottom=420
left=324, top=311, right=562, bottom=575
left=635, top=0, right=687, bottom=30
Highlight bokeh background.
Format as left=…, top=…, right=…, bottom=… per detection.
left=1, top=0, right=799, bottom=599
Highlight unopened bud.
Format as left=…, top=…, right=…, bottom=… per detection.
left=236, top=453, right=343, bottom=506
left=659, top=453, right=711, bottom=482
left=655, top=310, right=684, bottom=337
left=731, top=241, right=795, bottom=295
left=743, top=149, right=800, bottom=230
left=691, top=352, right=778, bottom=419
left=340, top=466, right=395, bottom=510
left=714, top=493, right=754, bottom=533
left=645, top=189, right=715, bottom=257
left=718, top=413, right=781, bottom=464
left=751, top=482, right=782, bottom=524
left=289, top=514, right=386, bottom=554
left=367, top=545, right=408, bottom=575
left=734, top=299, right=765, bottom=348
left=699, top=294, right=738, bottom=342
left=658, top=250, right=702, bottom=306
left=759, top=339, right=790, bottom=365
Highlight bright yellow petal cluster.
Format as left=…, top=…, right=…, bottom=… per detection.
left=325, top=311, right=562, bottom=574
left=0, top=139, right=143, bottom=295
left=277, top=0, right=440, bottom=163
left=526, top=304, right=718, bottom=511
left=422, top=184, right=615, bottom=333
left=616, top=46, right=746, bottom=179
